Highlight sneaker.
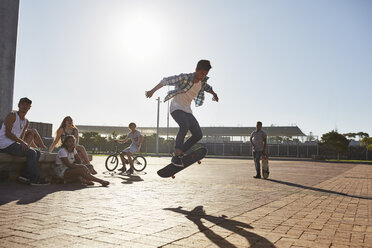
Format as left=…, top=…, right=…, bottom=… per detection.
left=253, top=175, right=261, bottom=179
left=118, top=167, right=127, bottom=172
left=127, top=168, right=134, bottom=175
left=30, top=178, right=50, bottom=186
left=18, top=176, right=30, bottom=184
left=171, top=155, right=184, bottom=167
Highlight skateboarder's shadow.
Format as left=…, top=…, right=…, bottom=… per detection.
left=164, top=206, right=274, bottom=248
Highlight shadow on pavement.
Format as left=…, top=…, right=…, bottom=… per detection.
left=120, top=174, right=144, bottom=184
left=164, top=206, right=275, bottom=248
left=0, top=182, right=86, bottom=205
left=102, top=171, right=145, bottom=184
left=267, top=178, right=372, bottom=200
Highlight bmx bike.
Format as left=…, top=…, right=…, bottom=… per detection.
left=105, top=144, right=147, bottom=172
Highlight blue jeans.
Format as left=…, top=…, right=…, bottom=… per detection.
left=253, top=151, right=263, bottom=176
left=171, top=110, right=203, bottom=153
left=0, top=142, right=40, bottom=182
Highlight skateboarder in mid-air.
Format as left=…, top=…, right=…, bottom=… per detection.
left=146, top=60, right=219, bottom=166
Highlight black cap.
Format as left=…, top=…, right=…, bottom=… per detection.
left=19, top=97, right=32, bottom=105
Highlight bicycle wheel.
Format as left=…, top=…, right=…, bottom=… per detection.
left=133, top=156, right=147, bottom=172
left=105, top=155, right=119, bottom=171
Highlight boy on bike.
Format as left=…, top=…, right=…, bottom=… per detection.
left=114, top=122, right=143, bottom=174
left=145, top=60, right=219, bottom=166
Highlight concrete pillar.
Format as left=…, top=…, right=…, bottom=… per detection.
left=0, top=0, right=19, bottom=125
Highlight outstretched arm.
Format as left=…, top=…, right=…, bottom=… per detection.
left=207, top=89, right=219, bottom=102
left=114, top=138, right=129, bottom=144
left=146, top=74, right=184, bottom=98
left=146, top=83, right=163, bottom=98
left=204, top=83, right=218, bottom=102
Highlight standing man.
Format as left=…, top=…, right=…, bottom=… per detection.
left=146, top=60, right=219, bottom=166
left=0, top=97, right=49, bottom=185
left=250, top=121, right=267, bottom=179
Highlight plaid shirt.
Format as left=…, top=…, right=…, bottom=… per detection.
left=161, top=73, right=213, bottom=107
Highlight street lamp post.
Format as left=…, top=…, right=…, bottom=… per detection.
left=156, top=97, right=160, bottom=156
left=166, top=85, right=169, bottom=140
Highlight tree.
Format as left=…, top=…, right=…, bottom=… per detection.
left=343, top=132, right=356, bottom=140
left=319, top=131, right=350, bottom=159
left=356, top=132, right=369, bottom=139
left=80, top=132, right=109, bottom=152
left=361, top=137, right=372, bottom=151
left=108, top=131, right=118, bottom=141
left=81, top=132, right=100, bottom=141
left=343, top=132, right=369, bottom=140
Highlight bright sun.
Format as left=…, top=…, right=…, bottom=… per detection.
left=117, top=15, right=165, bottom=60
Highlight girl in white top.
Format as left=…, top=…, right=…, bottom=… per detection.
left=55, top=135, right=109, bottom=186
left=50, top=116, right=97, bottom=174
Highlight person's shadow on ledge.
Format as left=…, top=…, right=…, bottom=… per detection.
left=164, top=206, right=275, bottom=248
left=267, top=178, right=372, bottom=200
left=0, top=182, right=87, bottom=205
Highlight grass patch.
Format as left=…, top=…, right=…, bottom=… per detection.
left=325, top=159, right=372, bottom=163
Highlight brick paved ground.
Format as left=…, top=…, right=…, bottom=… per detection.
left=0, top=157, right=371, bottom=248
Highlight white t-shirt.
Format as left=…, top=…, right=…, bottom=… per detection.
left=56, top=148, right=78, bottom=165
left=127, top=130, right=142, bottom=147
left=170, top=81, right=202, bottom=114
left=251, top=130, right=267, bottom=152
left=0, top=112, right=27, bottom=149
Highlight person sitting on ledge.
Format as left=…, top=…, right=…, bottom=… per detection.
left=54, top=135, right=109, bottom=186
left=49, top=116, right=97, bottom=175
left=0, top=97, right=49, bottom=185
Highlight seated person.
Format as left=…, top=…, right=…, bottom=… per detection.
left=0, top=97, right=49, bottom=185
left=114, top=122, right=143, bottom=174
left=49, top=116, right=97, bottom=174
left=54, top=135, right=109, bottom=187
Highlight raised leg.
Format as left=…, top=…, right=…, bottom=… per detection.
left=24, top=129, right=47, bottom=149
left=76, top=145, right=97, bottom=174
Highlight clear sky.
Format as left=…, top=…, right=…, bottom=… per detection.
left=13, top=0, right=372, bottom=138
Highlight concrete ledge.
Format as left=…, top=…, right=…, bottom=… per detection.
left=0, top=152, right=57, bottom=163
left=0, top=152, right=92, bottom=181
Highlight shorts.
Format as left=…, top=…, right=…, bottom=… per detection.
left=122, top=145, right=140, bottom=154
left=54, top=164, right=68, bottom=179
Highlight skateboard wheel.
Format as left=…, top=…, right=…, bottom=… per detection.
left=172, top=175, right=175, bottom=179
left=197, top=160, right=201, bottom=164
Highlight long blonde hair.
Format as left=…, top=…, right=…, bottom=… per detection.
left=55, top=116, right=77, bottom=147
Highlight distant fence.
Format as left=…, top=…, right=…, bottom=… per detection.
left=80, top=140, right=370, bottom=160
left=204, top=143, right=319, bottom=158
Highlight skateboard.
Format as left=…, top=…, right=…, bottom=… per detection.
left=262, top=155, right=269, bottom=179
left=157, top=147, right=207, bottom=178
